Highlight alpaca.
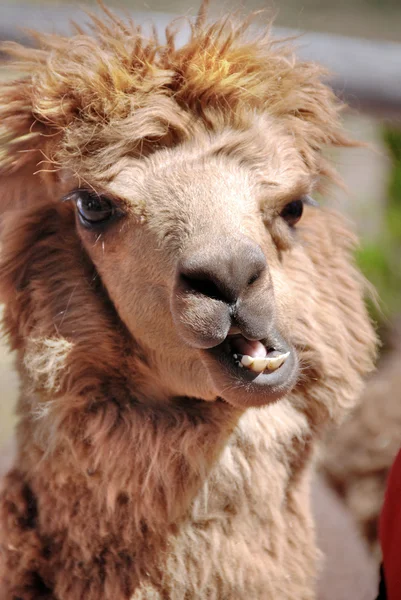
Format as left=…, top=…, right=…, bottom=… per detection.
left=0, top=6, right=377, bottom=599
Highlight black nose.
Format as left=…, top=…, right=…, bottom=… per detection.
left=178, top=238, right=267, bottom=304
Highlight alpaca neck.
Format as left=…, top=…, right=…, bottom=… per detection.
left=20, top=386, right=243, bottom=530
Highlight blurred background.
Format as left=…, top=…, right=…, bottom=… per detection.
left=0, top=0, right=400, bottom=584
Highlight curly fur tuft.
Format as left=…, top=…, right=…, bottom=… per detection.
left=0, top=5, right=350, bottom=183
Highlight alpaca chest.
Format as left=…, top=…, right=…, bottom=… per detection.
left=148, top=404, right=316, bottom=599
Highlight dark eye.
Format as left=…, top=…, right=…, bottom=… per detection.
left=280, top=199, right=304, bottom=227
left=75, top=191, right=117, bottom=227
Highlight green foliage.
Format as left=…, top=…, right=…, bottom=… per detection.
left=356, top=242, right=401, bottom=322
left=387, top=199, right=401, bottom=241
left=384, top=127, right=401, bottom=163
left=357, top=126, right=401, bottom=325
left=383, top=127, right=401, bottom=242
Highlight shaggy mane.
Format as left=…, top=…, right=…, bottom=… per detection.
left=0, top=3, right=350, bottom=184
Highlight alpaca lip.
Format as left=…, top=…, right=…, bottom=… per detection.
left=204, top=333, right=299, bottom=406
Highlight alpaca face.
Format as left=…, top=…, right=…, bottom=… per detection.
left=67, top=120, right=313, bottom=408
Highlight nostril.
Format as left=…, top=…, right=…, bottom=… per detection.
left=178, top=240, right=266, bottom=305
left=180, top=273, right=227, bottom=302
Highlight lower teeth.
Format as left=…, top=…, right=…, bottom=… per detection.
left=233, top=351, right=290, bottom=374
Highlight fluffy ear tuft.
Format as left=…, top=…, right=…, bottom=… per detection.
left=0, top=51, right=63, bottom=212
left=0, top=59, right=48, bottom=174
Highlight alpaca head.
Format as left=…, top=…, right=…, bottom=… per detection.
left=0, top=8, right=376, bottom=414
left=66, top=128, right=307, bottom=408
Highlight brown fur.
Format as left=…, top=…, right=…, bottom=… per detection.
left=0, top=6, right=376, bottom=599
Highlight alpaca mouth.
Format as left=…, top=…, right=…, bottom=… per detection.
left=204, top=332, right=299, bottom=406
left=227, top=335, right=290, bottom=374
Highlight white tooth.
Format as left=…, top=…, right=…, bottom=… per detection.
left=266, top=352, right=290, bottom=371
left=241, top=355, right=254, bottom=367
left=233, top=354, right=238, bottom=360
left=250, top=357, right=269, bottom=373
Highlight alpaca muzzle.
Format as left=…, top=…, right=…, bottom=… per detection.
left=170, top=235, right=298, bottom=406
left=171, top=235, right=272, bottom=350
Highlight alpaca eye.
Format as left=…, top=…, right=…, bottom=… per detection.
left=280, top=199, right=304, bottom=227
left=76, top=191, right=116, bottom=227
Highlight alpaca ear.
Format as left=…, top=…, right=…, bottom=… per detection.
left=0, top=71, right=59, bottom=214
left=269, top=60, right=357, bottom=187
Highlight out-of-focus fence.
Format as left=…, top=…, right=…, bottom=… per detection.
left=1, top=3, right=401, bottom=119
